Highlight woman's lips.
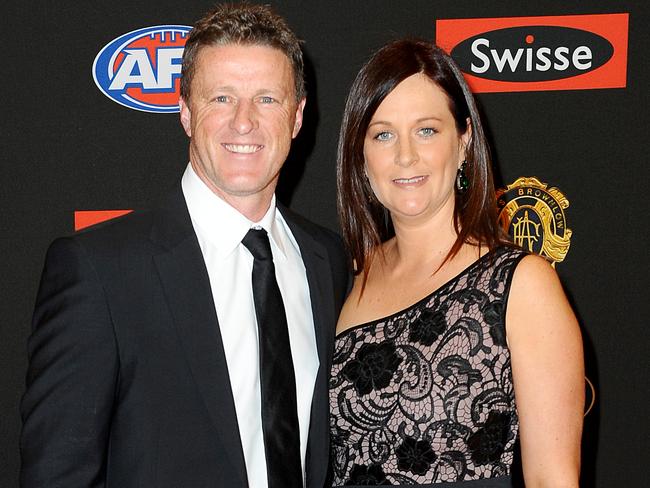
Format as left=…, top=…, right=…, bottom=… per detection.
left=392, top=175, right=428, bottom=186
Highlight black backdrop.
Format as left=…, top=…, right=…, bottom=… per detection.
left=2, top=1, right=649, bottom=486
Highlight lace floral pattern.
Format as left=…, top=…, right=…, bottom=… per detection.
left=329, top=247, right=526, bottom=485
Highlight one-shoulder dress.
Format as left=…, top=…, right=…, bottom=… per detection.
left=329, top=246, right=527, bottom=487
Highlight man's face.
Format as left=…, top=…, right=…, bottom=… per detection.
left=179, top=44, right=305, bottom=216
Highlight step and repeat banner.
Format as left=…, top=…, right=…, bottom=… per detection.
left=2, top=1, right=648, bottom=486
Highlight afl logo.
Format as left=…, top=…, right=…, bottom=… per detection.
left=497, top=177, right=572, bottom=266
left=92, top=25, right=191, bottom=113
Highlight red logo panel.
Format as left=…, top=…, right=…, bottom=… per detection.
left=436, top=14, right=628, bottom=93
left=75, top=210, right=133, bottom=231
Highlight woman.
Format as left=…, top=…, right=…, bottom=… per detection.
left=329, top=39, right=584, bottom=487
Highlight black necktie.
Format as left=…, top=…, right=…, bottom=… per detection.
left=241, top=228, right=303, bottom=488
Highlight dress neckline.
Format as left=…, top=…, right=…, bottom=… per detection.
left=335, top=246, right=504, bottom=340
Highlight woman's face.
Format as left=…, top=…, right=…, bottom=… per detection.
left=363, top=73, right=469, bottom=226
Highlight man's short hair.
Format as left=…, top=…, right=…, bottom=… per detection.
left=181, top=2, right=305, bottom=102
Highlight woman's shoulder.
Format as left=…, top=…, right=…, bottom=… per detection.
left=506, top=251, right=570, bottom=324
left=510, top=251, right=559, bottom=288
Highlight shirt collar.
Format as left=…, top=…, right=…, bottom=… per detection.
left=181, top=163, right=288, bottom=260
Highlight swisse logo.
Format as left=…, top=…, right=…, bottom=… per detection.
left=436, top=14, right=628, bottom=93
left=454, top=26, right=613, bottom=82
left=93, top=25, right=192, bottom=113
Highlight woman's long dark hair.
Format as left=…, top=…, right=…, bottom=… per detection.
left=337, top=39, right=509, bottom=284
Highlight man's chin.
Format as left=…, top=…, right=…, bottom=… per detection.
left=212, top=178, right=278, bottom=200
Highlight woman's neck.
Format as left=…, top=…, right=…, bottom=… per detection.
left=382, top=211, right=459, bottom=276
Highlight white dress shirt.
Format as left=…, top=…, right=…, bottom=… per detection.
left=181, top=164, right=318, bottom=488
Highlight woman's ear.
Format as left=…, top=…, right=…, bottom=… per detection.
left=460, top=117, right=472, bottom=158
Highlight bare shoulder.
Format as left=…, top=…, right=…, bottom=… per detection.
left=506, top=252, right=579, bottom=340
left=511, top=253, right=561, bottom=289
left=507, top=252, right=569, bottom=310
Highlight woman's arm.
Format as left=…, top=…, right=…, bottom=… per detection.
left=506, top=254, right=584, bottom=488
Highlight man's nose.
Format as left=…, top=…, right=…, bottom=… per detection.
left=230, top=100, right=258, bottom=134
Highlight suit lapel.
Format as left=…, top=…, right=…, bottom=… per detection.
left=280, top=207, right=336, bottom=488
left=282, top=217, right=333, bottom=369
left=151, top=186, right=248, bottom=485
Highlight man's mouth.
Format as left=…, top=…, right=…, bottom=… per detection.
left=222, top=144, right=263, bottom=154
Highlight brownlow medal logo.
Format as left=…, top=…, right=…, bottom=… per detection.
left=497, top=177, right=572, bottom=266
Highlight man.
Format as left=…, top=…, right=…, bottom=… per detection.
left=20, top=4, right=349, bottom=487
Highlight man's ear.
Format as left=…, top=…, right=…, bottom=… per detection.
left=179, top=97, right=192, bottom=137
left=291, top=98, right=307, bottom=139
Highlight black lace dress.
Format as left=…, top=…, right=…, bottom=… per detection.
left=329, top=247, right=527, bottom=487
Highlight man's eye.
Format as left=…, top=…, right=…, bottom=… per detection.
left=215, top=95, right=229, bottom=103
left=374, top=131, right=392, bottom=141
left=259, top=96, right=275, bottom=104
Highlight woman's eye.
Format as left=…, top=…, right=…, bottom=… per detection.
left=418, top=127, right=437, bottom=136
left=374, top=131, right=392, bottom=141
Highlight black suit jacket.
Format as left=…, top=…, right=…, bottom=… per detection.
left=20, top=185, right=350, bottom=488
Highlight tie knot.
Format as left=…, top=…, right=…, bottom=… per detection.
left=242, top=228, right=273, bottom=261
